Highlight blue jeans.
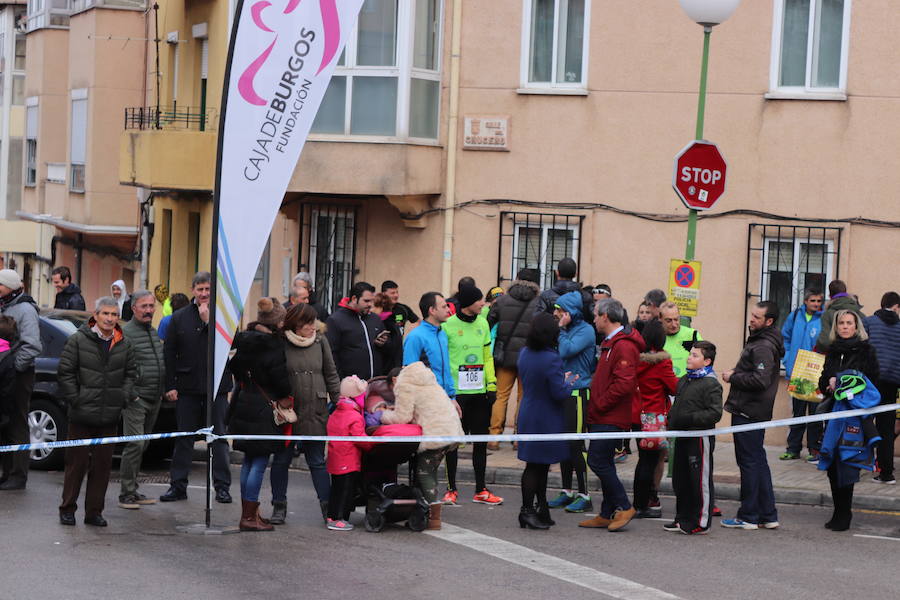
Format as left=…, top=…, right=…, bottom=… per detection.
left=587, top=424, right=632, bottom=518
left=240, top=454, right=270, bottom=503
left=270, top=441, right=330, bottom=504
left=732, top=414, right=778, bottom=524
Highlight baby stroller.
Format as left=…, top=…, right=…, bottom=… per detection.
left=360, top=423, right=429, bottom=532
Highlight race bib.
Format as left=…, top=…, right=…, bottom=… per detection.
left=458, top=364, right=484, bottom=391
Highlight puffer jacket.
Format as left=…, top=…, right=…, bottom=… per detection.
left=817, top=295, right=865, bottom=351
left=724, top=326, right=785, bottom=422
left=122, top=318, right=165, bottom=402
left=556, top=291, right=597, bottom=389
left=487, top=279, right=540, bottom=369
left=0, top=290, right=41, bottom=371
left=54, top=283, right=86, bottom=311
left=632, top=351, right=679, bottom=425
left=283, top=323, right=341, bottom=436
left=381, top=361, right=464, bottom=451
left=533, top=279, right=582, bottom=316
left=863, top=310, right=900, bottom=385
left=817, top=335, right=880, bottom=396
left=669, top=373, right=723, bottom=431
left=326, top=398, right=374, bottom=475
left=57, top=320, right=137, bottom=426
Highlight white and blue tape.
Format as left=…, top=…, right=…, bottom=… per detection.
left=1, top=404, right=897, bottom=453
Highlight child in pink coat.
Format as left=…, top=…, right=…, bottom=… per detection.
left=325, top=376, right=374, bottom=531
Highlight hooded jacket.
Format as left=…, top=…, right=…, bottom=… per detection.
left=380, top=361, right=464, bottom=451
left=54, top=283, right=86, bottom=311
left=817, top=295, right=865, bottom=352
left=122, top=317, right=165, bottom=402
left=669, top=371, right=723, bottom=431
left=487, top=279, right=540, bottom=369
left=0, top=289, right=41, bottom=371
left=57, top=320, right=136, bottom=426
left=633, top=350, right=679, bottom=424
left=588, top=326, right=645, bottom=429
left=863, top=309, right=900, bottom=385
left=556, top=291, right=596, bottom=390
left=781, top=307, right=822, bottom=378
left=724, top=326, right=785, bottom=422
left=326, top=398, right=374, bottom=474
left=324, top=299, right=388, bottom=380
left=534, top=279, right=582, bottom=316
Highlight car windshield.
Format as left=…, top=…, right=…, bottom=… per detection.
left=46, top=318, right=79, bottom=336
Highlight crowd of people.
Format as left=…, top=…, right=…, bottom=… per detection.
left=0, top=261, right=897, bottom=536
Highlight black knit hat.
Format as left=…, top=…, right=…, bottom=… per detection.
left=456, top=286, right=483, bottom=310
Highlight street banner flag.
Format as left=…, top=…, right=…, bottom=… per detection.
left=212, top=0, right=364, bottom=394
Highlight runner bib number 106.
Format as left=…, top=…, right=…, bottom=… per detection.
left=458, top=365, right=485, bottom=391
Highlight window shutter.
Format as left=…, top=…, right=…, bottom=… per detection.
left=70, top=97, right=87, bottom=164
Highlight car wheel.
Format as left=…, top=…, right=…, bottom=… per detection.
left=28, top=398, right=67, bottom=471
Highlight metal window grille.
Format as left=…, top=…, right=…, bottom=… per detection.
left=497, top=212, right=584, bottom=289
left=745, top=223, right=842, bottom=330
left=300, top=203, right=358, bottom=313
left=123, top=106, right=217, bottom=131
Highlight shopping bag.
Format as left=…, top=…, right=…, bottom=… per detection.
left=787, top=349, right=825, bottom=402
left=639, top=412, right=667, bottom=450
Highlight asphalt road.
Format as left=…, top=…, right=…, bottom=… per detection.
left=2, top=462, right=898, bottom=600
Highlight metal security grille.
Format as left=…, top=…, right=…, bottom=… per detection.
left=300, top=204, right=358, bottom=313
left=745, top=224, right=842, bottom=330
left=497, top=212, right=584, bottom=289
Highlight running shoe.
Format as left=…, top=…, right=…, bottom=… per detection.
left=663, top=521, right=682, bottom=532
left=681, top=526, right=709, bottom=535
left=326, top=519, right=354, bottom=531
left=547, top=491, right=575, bottom=508
left=779, top=451, right=800, bottom=460
left=565, top=494, right=592, bottom=513
left=472, top=489, right=504, bottom=505
left=441, top=489, right=459, bottom=505
left=807, top=452, right=820, bottom=464
left=873, top=475, right=897, bottom=485
left=760, top=521, right=780, bottom=529
left=720, top=518, right=758, bottom=530
left=711, top=506, right=723, bottom=517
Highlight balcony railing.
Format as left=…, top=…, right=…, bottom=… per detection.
left=124, top=106, right=217, bottom=132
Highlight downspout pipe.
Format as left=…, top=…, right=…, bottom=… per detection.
left=440, top=0, right=462, bottom=296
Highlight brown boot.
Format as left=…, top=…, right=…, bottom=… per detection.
left=427, top=503, right=442, bottom=530
left=578, top=514, right=612, bottom=528
left=240, top=500, right=274, bottom=532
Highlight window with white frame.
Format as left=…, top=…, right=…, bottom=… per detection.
left=26, top=0, right=72, bottom=32
left=503, top=212, right=582, bottom=290
left=770, top=0, right=851, bottom=95
left=311, top=0, right=442, bottom=140
left=521, top=0, right=589, bottom=90
left=70, top=91, right=87, bottom=192
left=25, top=99, right=37, bottom=186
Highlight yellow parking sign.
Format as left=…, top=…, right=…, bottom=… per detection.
left=668, top=259, right=702, bottom=317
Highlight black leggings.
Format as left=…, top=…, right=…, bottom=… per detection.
left=633, top=448, right=662, bottom=510
left=521, top=462, right=550, bottom=510
left=328, top=472, right=360, bottom=521
left=446, top=393, right=492, bottom=492
left=559, top=390, right=588, bottom=494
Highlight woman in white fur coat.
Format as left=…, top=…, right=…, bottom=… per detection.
left=381, top=361, right=464, bottom=528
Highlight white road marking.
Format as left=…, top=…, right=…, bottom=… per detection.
left=426, top=523, right=680, bottom=599
left=853, top=534, right=900, bottom=542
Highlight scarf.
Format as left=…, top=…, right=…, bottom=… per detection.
left=687, top=365, right=715, bottom=379
left=0, top=287, right=22, bottom=308
left=285, top=329, right=316, bottom=348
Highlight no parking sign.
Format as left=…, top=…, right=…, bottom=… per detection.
left=668, top=259, right=702, bottom=317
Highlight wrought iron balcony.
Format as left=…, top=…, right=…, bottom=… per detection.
left=124, top=106, right=218, bottom=132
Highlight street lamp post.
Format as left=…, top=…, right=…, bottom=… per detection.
left=678, top=0, right=741, bottom=261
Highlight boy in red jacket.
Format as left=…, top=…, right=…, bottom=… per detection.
left=580, top=299, right=644, bottom=532
left=326, top=376, right=374, bottom=531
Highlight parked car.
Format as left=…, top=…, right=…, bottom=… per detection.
left=27, top=309, right=177, bottom=470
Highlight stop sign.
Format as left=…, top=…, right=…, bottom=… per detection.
left=673, top=140, right=727, bottom=210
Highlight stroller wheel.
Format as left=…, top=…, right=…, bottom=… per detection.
left=365, top=511, right=386, bottom=533
left=406, top=508, right=428, bottom=532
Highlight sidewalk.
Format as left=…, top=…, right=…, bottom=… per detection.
left=461, top=441, right=900, bottom=512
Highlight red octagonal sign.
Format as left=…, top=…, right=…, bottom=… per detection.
left=673, top=140, right=727, bottom=211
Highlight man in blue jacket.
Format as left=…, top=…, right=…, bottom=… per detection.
left=863, top=291, right=900, bottom=485
left=780, top=288, right=823, bottom=461
left=403, top=292, right=455, bottom=400
left=547, top=291, right=597, bottom=513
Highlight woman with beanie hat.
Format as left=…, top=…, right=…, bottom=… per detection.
left=228, top=297, right=292, bottom=531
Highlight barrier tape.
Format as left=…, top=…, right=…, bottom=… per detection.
left=2, top=403, right=897, bottom=454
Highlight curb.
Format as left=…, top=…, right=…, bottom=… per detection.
left=197, top=448, right=900, bottom=512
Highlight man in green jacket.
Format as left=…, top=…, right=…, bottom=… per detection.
left=440, top=286, right=502, bottom=506
left=119, top=290, right=165, bottom=509
left=660, top=302, right=703, bottom=377
left=58, top=297, right=137, bottom=527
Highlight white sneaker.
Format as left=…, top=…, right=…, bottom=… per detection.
left=760, top=521, right=780, bottom=529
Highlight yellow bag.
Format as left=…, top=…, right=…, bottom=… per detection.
left=787, top=349, right=825, bottom=402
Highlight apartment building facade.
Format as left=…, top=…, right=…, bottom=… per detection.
left=119, top=0, right=900, bottom=440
